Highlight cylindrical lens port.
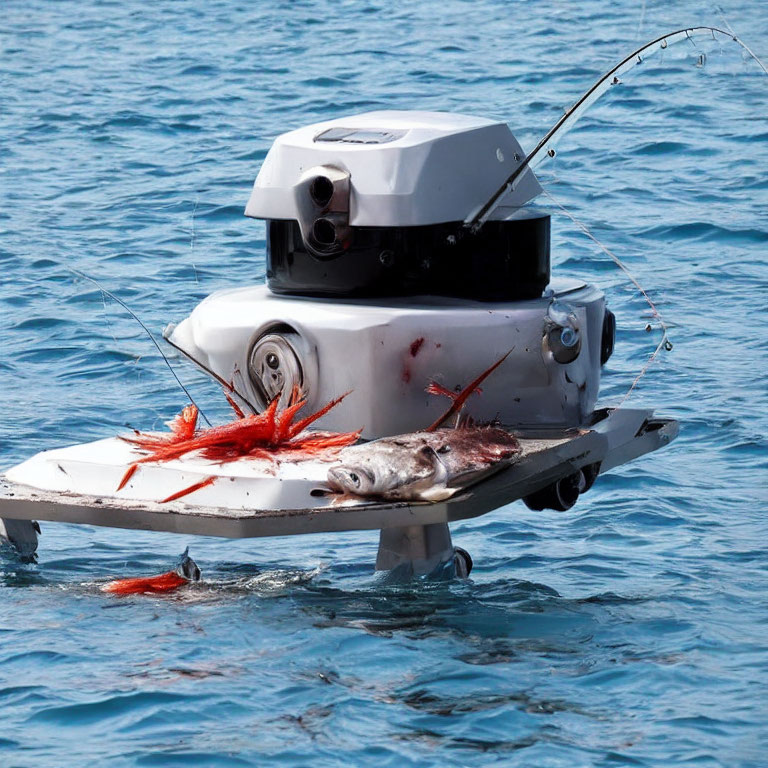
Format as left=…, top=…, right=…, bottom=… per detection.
left=312, top=217, right=337, bottom=246
left=309, top=175, right=334, bottom=207
left=600, top=308, right=616, bottom=365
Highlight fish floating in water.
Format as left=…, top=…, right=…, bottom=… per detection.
left=101, top=548, right=201, bottom=595
left=327, top=351, right=521, bottom=501
left=327, top=426, right=520, bottom=501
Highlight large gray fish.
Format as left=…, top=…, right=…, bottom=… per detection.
left=326, top=426, right=521, bottom=502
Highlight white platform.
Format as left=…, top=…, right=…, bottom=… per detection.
left=0, top=409, right=677, bottom=540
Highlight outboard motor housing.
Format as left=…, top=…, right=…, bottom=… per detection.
left=264, top=213, right=551, bottom=301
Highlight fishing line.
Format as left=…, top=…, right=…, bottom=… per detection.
left=636, top=0, right=646, bottom=39
left=162, top=332, right=259, bottom=415
left=713, top=10, right=768, bottom=75
left=189, top=196, right=200, bottom=285
left=99, top=288, right=120, bottom=350
left=524, top=26, right=767, bottom=404
left=66, top=266, right=213, bottom=427
left=543, top=189, right=671, bottom=406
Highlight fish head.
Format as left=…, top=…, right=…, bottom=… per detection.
left=327, top=464, right=379, bottom=496
left=327, top=443, right=449, bottom=501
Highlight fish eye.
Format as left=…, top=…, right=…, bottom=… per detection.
left=348, top=472, right=360, bottom=486
left=437, top=445, right=451, bottom=454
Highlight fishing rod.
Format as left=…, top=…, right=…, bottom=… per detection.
left=466, top=26, right=768, bottom=231
left=162, top=330, right=260, bottom=416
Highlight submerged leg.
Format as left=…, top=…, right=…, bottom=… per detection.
left=375, top=523, right=472, bottom=579
left=0, top=518, right=40, bottom=562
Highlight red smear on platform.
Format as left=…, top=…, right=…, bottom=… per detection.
left=160, top=476, right=216, bottom=503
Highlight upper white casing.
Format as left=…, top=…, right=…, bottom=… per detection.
left=245, top=111, right=542, bottom=227
left=168, top=280, right=605, bottom=440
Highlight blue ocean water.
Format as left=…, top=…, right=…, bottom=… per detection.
left=1, top=1, right=767, bottom=765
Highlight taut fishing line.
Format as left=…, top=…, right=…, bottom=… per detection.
left=468, top=26, right=768, bottom=232
left=66, top=266, right=214, bottom=427
left=543, top=190, right=672, bottom=406
left=162, top=332, right=259, bottom=415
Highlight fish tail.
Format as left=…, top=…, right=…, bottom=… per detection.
left=425, top=381, right=458, bottom=400
left=425, top=381, right=483, bottom=401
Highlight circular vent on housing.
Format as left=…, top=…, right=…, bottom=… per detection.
left=248, top=327, right=305, bottom=410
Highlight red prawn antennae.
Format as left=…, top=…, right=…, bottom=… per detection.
left=117, top=463, right=139, bottom=491
left=117, top=389, right=359, bottom=497
left=225, top=392, right=246, bottom=420
left=288, top=391, right=353, bottom=438
left=425, top=350, right=512, bottom=432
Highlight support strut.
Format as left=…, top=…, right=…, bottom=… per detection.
left=375, top=523, right=471, bottom=579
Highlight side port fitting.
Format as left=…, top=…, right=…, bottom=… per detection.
left=543, top=300, right=581, bottom=364
left=601, top=308, right=616, bottom=366
left=247, top=324, right=314, bottom=410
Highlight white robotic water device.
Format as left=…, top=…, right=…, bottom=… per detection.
left=0, top=108, right=676, bottom=576
left=15, top=25, right=744, bottom=572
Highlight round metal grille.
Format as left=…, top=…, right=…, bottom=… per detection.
left=248, top=331, right=304, bottom=410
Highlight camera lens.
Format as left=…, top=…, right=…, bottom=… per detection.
left=312, top=217, right=337, bottom=246
left=309, top=175, right=334, bottom=207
